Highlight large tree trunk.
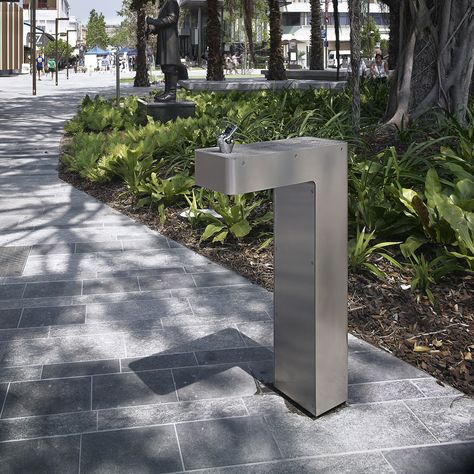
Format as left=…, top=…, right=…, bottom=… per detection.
left=206, top=0, right=224, bottom=80
left=388, top=0, right=399, bottom=70
left=386, top=0, right=474, bottom=126
left=243, top=0, right=256, bottom=67
left=349, top=0, right=362, bottom=134
left=134, top=2, right=150, bottom=87
left=379, top=0, right=400, bottom=69
left=310, top=0, right=324, bottom=70
left=267, top=0, right=286, bottom=80
left=333, top=0, right=341, bottom=80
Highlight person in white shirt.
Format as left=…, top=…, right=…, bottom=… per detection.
left=347, top=58, right=367, bottom=80
left=370, top=53, right=388, bottom=81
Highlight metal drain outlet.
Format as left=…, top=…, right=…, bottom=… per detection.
left=0, top=246, right=30, bottom=277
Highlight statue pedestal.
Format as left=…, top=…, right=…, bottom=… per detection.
left=137, top=99, right=195, bottom=123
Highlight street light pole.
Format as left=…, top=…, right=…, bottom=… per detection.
left=66, top=30, right=75, bottom=80
left=31, top=0, right=37, bottom=95
left=55, top=16, right=69, bottom=86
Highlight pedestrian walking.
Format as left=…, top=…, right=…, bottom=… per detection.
left=47, top=58, right=56, bottom=80
left=36, top=53, right=45, bottom=80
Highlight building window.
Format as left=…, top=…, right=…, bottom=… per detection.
left=301, top=12, right=310, bottom=26
left=282, top=13, right=301, bottom=27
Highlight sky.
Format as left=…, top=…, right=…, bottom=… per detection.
left=68, top=0, right=123, bottom=25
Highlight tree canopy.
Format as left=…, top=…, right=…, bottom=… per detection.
left=44, top=39, right=74, bottom=62
left=86, top=9, right=109, bottom=50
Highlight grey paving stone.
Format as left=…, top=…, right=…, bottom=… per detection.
left=349, top=350, right=428, bottom=384
left=1, top=377, right=91, bottom=418
left=193, top=272, right=252, bottom=288
left=30, top=243, right=75, bottom=255
left=244, top=396, right=437, bottom=457
left=96, top=267, right=185, bottom=279
left=174, top=364, right=257, bottom=401
left=0, top=327, right=49, bottom=342
left=160, top=311, right=271, bottom=328
left=383, top=442, right=474, bottom=474
left=98, top=398, right=247, bottom=431
left=187, top=289, right=273, bottom=315
left=0, top=411, right=97, bottom=442
left=348, top=333, right=381, bottom=353
left=0, top=435, right=80, bottom=473
left=199, top=452, right=394, bottom=473
left=82, top=277, right=140, bottom=295
left=122, top=352, right=197, bottom=372
left=81, top=425, right=182, bottom=474
left=72, top=289, right=172, bottom=305
left=92, top=370, right=177, bottom=410
left=22, top=280, right=82, bottom=299
left=184, top=263, right=229, bottom=273
left=0, top=383, right=7, bottom=412
left=348, top=380, right=425, bottom=404
left=4, top=272, right=96, bottom=284
left=174, top=284, right=269, bottom=299
left=247, top=359, right=274, bottom=384
left=0, top=284, right=25, bottom=301
left=21, top=255, right=97, bottom=277
left=49, top=317, right=163, bottom=338
left=195, top=347, right=273, bottom=366
left=0, top=365, right=42, bottom=383
left=0, top=334, right=125, bottom=366
left=0, top=308, right=22, bottom=329
left=75, top=241, right=123, bottom=253
left=405, top=396, right=474, bottom=442
left=236, top=321, right=274, bottom=347
left=19, top=305, right=86, bottom=328
left=411, top=377, right=464, bottom=397
left=124, top=326, right=246, bottom=357
left=138, top=274, right=196, bottom=291
left=1, top=296, right=73, bottom=310
left=86, top=298, right=190, bottom=323
left=42, top=359, right=121, bottom=379
left=121, top=236, right=170, bottom=250
left=176, top=416, right=282, bottom=469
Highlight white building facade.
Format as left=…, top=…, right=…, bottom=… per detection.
left=23, top=0, right=79, bottom=47
left=281, top=0, right=390, bottom=68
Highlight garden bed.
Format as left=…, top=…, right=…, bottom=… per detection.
left=59, top=162, right=474, bottom=396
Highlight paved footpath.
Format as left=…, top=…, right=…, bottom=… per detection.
left=0, top=72, right=473, bottom=473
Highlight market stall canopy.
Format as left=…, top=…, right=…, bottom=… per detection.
left=85, top=47, right=110, bottom=56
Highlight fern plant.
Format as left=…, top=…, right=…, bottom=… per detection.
left=200, top=193, right=270, bottom=244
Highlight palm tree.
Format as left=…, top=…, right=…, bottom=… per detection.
left=333, top=0, right=341, bottom=79
left=267, top=0, right=286, bottom=80
left=243, top=0, right=256, bottom=66
left=349, top=0, right=361, bottom=133
left=309, top=0, right=324, bottom=69
left=131, top=0, right=151, bottom=87
left=207, top=0, right=224, bottom=80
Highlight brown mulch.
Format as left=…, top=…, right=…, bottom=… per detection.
left=58, top=162, right=474, bottom=397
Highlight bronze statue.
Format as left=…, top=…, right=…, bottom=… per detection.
left=146, top=0, right=180, bottom=102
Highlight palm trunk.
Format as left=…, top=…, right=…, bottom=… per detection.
left=310, top=0, right=324, bottom=69
left=349, top=0, right=361, bottom=134
left=134, top=3, right=150, bottom=87
left=207, top=0, right=224, bottom=80
left=267, top=0, right=286, bottom=80
left=333, top=0, right=341, bottom=79
left=243, top=0, right=256, bottom=67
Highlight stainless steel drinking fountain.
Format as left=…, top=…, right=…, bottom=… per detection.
left=195, top=137, right=348, bottom=417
